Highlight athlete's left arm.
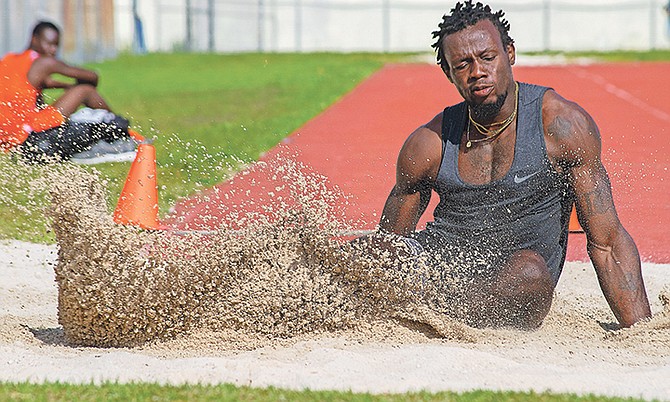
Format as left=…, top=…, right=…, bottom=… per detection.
left=29, top=56, right=99, bottom=90
left=544, top=91, right=651, bottom=328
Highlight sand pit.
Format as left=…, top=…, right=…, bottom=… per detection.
left=1, top=240, right=669, bottom=399
left=0, top=160, right=669, bottom=400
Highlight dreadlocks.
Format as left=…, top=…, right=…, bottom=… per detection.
left=431, top=1, right=514, bottom=69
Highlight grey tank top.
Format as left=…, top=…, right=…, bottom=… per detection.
left=419, top=82, right=572, bottom=284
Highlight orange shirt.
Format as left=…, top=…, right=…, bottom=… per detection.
left=0, top=50, right=64, bottom=150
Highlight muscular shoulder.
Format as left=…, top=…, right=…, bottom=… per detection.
left=396, top=113, right=443, bottom=185
left=31, top=55, right=63, bottom=72
left=29, top=55, right=61, bottom=78
left=542, top=89, right=602, bottom=168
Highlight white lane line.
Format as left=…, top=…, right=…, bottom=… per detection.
left=570, top=67, right=670, bottom=123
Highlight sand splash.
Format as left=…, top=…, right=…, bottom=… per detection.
left=43, top=157, right=477, bottom=347
left=3, top=152, right=666, bottom=355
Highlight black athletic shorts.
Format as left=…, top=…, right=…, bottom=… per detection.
left=20, top=115, right=129, bottom=163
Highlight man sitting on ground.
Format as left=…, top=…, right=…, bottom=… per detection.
left=372, top=1, right=651, bottom=330
left=0, top=20, right=140, bottom=164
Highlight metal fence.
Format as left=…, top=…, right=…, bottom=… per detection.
left=2, top=0, right=670, bottom=63
left=118, top=0, right=670, bottom=54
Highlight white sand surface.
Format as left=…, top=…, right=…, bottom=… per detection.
left=1, top=239, right=669, bottom=400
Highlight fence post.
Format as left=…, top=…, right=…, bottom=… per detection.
left=2, top=0, right=10, bottom=55
left=649, top=0, right=657, bottom=49
left=75, top=0, right=85, bottom=63
left=185, top=0, right=192, bottom=51
left=208, top=0, right=215, bottom=52
left=542, top=0, right=551, bottom=51
left=382, top=0, right=390, bottom=52
left=155, top=0, right=161, bottom=52
left=258, top=0, right=265, bottom=52
left=132, top=0, right=147, bottom=54
left=294, top=0, right=302, bottom=52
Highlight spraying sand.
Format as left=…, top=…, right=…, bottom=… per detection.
left=45, top=157, right=481, bottom=347
left=1, top=157, right=669, bottom=399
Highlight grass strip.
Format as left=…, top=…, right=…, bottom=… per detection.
left=0, top=381, right=647, bottom=401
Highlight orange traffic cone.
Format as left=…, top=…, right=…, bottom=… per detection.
left=113, top=141, right=162, bottom=230
left=568, top=206, right=583, bottom=233
left=128, top=128, right=145, bottom=142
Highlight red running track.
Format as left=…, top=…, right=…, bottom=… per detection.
left=166, top=63, right=670, bottom=263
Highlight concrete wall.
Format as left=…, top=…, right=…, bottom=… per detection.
left=2, top=0, right=669, bottom=63
left=115, top=0, right=670, bottom=54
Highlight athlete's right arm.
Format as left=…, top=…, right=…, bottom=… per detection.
left=379, top=123, right=442, bottom=235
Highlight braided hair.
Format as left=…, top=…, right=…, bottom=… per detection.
left=431, top=1, right=514, bottom=69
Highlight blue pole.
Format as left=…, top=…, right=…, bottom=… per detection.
left=132, top=0, right=147, bottom=54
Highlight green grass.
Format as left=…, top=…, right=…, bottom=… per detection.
left=93, top=52, right=416, bottom=212
left=0, top=382, right=647, bottom=401
left=0, top=52, right=411, bottom=243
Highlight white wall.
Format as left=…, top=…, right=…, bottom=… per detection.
left=114, top=0, right=670, bottom=54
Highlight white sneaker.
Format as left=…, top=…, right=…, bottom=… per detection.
left=69, top=107, right=117, bottom=124
left=70, top=138, right=138, bottom=165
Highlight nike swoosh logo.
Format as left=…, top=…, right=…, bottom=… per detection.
left=514, top=171, right=540, bottom=184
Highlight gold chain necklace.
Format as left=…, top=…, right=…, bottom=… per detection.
left=466, top=82, right=519, bottom=148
